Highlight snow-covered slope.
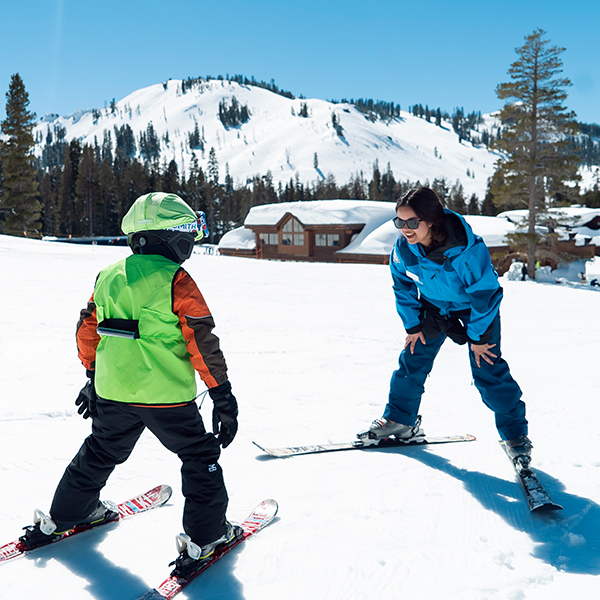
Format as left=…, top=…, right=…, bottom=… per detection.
left=34, top=79, right=499, bottom=197
left=1, top=235, right=600, bottom=599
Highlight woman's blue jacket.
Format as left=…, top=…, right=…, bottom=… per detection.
left=390, top=209, right=503, bottom=343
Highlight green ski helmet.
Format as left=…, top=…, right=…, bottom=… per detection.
left=122, top=192, right=204, bottom=263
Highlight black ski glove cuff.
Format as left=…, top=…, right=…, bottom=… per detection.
left=208, top=381, right=239, bottom=449
left=75, top=372, right=98, bottom=419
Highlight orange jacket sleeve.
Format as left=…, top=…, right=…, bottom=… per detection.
left=172, top=269, right=229, bottom=389
left=76, top=294, right=100, bottom=370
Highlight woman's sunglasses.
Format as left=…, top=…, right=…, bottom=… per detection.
left=393, top=217, right=422, bottom=230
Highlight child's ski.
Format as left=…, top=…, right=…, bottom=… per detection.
left=137, top=499, right=278, bottom=600
left=0, top=484, right=172, bottom=563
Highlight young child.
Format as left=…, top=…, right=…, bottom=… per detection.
left=21, top=192, right=241, bottom=577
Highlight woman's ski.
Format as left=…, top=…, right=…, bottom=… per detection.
left=253, top=434, right=476, bottom=458
left=499, top=442, right=562, bottom=512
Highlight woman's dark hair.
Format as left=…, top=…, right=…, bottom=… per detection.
left=397, top=187, right=448, bottom=246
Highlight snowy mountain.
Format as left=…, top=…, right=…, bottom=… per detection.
left=34, top=79, right=500, bottom=198
left=1, top=234, right=600, bottom=599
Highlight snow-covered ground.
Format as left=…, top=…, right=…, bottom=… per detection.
left=1, top=234, right=600, bottom=599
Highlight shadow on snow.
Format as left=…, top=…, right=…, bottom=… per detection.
left=25, top=521, right=246, bottom=600
left=398, top=446, right=600, bottom=576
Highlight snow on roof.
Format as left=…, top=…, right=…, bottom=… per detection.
left=340, top=213, right=517, bottom=254
left=463, top=215, right=516, bottom=247
left=337, top=219, right=399, bottom=255
left=244, top=199, right=397, bottom=227
left=497, top=206, right=600, bottom=226
left=219, top=226, right=256, bottom=250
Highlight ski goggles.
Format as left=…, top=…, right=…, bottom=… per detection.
left=393, top=217, right=423, bottom=230
left=167, top=222, right=199, bottom=234
left=195, top=211, right=209, bottom=238
left=166, top=211, right=209, bottom=240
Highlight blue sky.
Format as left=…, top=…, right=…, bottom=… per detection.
left=2, top=0, right=599, bottom=124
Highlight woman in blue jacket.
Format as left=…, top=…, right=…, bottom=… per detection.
left=358, top=187, right=531, bottom=459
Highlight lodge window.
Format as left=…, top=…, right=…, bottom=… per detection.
left=260, top=233, right=278, bottom=245
left=281, top=217, right=305, bottom=246
left=316, top=233, right=340, bottom=247
left=281, top=233, right=304, bottom=245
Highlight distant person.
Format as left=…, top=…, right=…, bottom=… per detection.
left=358, top=187, right=531, bottom=460
left=20, top=193, right=241, bottom=578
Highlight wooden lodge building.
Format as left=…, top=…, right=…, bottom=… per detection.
left=219, top=200, right=397, bottom=264
left=251, top=214, right=368, bottom=262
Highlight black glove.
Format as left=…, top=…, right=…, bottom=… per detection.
left=208, top=381, right=238, bottom=448
left=75, top=370, right=98, bottom=419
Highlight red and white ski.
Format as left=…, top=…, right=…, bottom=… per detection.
left=137, top=499, right=278, bottom=600
left=0, top=484, right=172, bottom=564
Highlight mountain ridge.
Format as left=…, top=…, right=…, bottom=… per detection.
left=33, top=78, right=500, bottom=198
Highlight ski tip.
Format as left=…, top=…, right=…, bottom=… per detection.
left=532, top=503, right=563, bottom=513
left=262, top=498, right=278, bottom=512
left=252, top=441, right=281, bottom=457
left=256, top=498, right=279, bottom=520
left=151, top=485, right=173, bottom=506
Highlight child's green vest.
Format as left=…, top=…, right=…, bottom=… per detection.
left=93, top=254, right=196, bottom=404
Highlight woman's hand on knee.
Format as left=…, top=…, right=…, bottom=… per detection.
left=470, top=343, right=497, bottom=367
left=404, top=332, right=426, bottom=354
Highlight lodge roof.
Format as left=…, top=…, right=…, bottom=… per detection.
left=244, top=199, right=396, bottom=227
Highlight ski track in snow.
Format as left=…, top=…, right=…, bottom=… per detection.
left=1, top=234, right=600, bottom=599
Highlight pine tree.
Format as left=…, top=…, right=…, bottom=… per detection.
left=162, top=159, right=180, bottom=195
left=448, top=180, right=467, bottom=214
left=58, top=139, right=82, bottom=235
left=76, top=145, right=102, bottom=236
left=491, top=29, right=580, bottom=278
left=119, top=159, right=149, bottom=218
left=114, top=124, right=136, bottom=167
left=431, top=176, right=451, bottom=206
left=98, top=158, right=119, bottom=234
left=467, top=193, right=480, bottom=215
left=481, top=181, right=499, bottom=216
left=39, top=166, right=62, bottom=234
left=187, top=154, right=207, bottom=214
left=206, top=147, right=220, bottom=242
left=349, top=173, right=366, bottom=200
left=139, top=123, right=160, bottom=164
left=299, top=102, right=309, bottom=118
left=0, top=74, right=41, bottom=236
left=381, top=163, right=397, bottom=201
left=369, top=161, right=382, bottom=200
